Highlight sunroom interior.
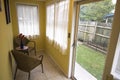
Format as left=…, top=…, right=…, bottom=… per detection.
left=0, top=0, right=120, bottom=80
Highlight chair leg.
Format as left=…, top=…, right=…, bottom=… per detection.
left=27, top=50, right=29, bottom=55
left=28, top=72, right=30, bottom=80
left=34, top=49, right=36, bottom=56
left=41, top=63, right=44, bottom=73
left=14, top=66, right=17, bottom=80
left=27, top=52, right=29, bottom=55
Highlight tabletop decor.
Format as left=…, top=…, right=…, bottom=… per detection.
left=18, top=34, right=25, bottom=49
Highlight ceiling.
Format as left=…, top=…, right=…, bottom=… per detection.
left=36, top=0, right=84, bottom=2
left=36, top=0, right=46, bottom=1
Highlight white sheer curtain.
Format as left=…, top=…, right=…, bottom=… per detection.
left=54, top=1, right=69, bottom=51
left=46, top=0, right=69, bottom=52
left=17, top=4, right=39, bottom=38
left=46, top=4, right=54, bottom=42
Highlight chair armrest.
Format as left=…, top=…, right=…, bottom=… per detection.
left=28, top=40, right=36, bottom=48
left=39, top=55, right=43, bottom=63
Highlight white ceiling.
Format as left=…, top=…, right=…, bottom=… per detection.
left=36, top=0, right=84, bottom=2
left=36, top=0, right=46, bottom=1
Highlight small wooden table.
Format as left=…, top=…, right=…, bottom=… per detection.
left=16, top=46, right=29, bottom=55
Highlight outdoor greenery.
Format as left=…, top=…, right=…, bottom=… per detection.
left=80, top=0, right=114, bottom=21
left=76, top=44, right=106, bottom=80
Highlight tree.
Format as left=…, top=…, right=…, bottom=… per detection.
left=80, top=0, right=115, bottom=22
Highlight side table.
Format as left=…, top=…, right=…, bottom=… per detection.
left=16, top=46, right=29, bottom=55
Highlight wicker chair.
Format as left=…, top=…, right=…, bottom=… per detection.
left=14, top=35, right=36, bottom=56
left=11, top=50, right=44, bottom=80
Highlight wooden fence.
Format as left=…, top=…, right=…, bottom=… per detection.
left=78, top=21, right=112, bottom=53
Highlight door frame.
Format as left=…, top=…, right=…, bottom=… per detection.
left=71, top=2, right=80, bottom=79
left=70, top=0, right=105, bottom=79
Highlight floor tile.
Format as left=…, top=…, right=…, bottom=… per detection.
left=15, top=51, right=71, bottom=80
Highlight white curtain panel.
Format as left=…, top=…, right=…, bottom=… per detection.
left=54, top=1, right=69, bottom=51
left=46, top=0, right=69, bottom=52
left=17, top=4, right=39, bottom=38
left=46, top=4, right=54, bottom=42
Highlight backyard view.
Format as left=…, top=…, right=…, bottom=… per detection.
left=76, top=44, right=106, bottom=80
left=75, top=0, right=116, bottom=80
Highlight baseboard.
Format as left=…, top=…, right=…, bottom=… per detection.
left=45, top=52, right=69, bottom=78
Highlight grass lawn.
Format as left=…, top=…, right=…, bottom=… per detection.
left=76, top=44, right=106, bottom=80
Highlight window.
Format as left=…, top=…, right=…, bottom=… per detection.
left=46, top=0, right=69, bottom=52
left=46, top=4, right=54, bottom=41
left=54, top=1, right=69, bottom=51
left=17, top=4, right=39, bottom=37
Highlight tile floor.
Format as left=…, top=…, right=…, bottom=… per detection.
left=15, top=51, right=72, bottom=80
